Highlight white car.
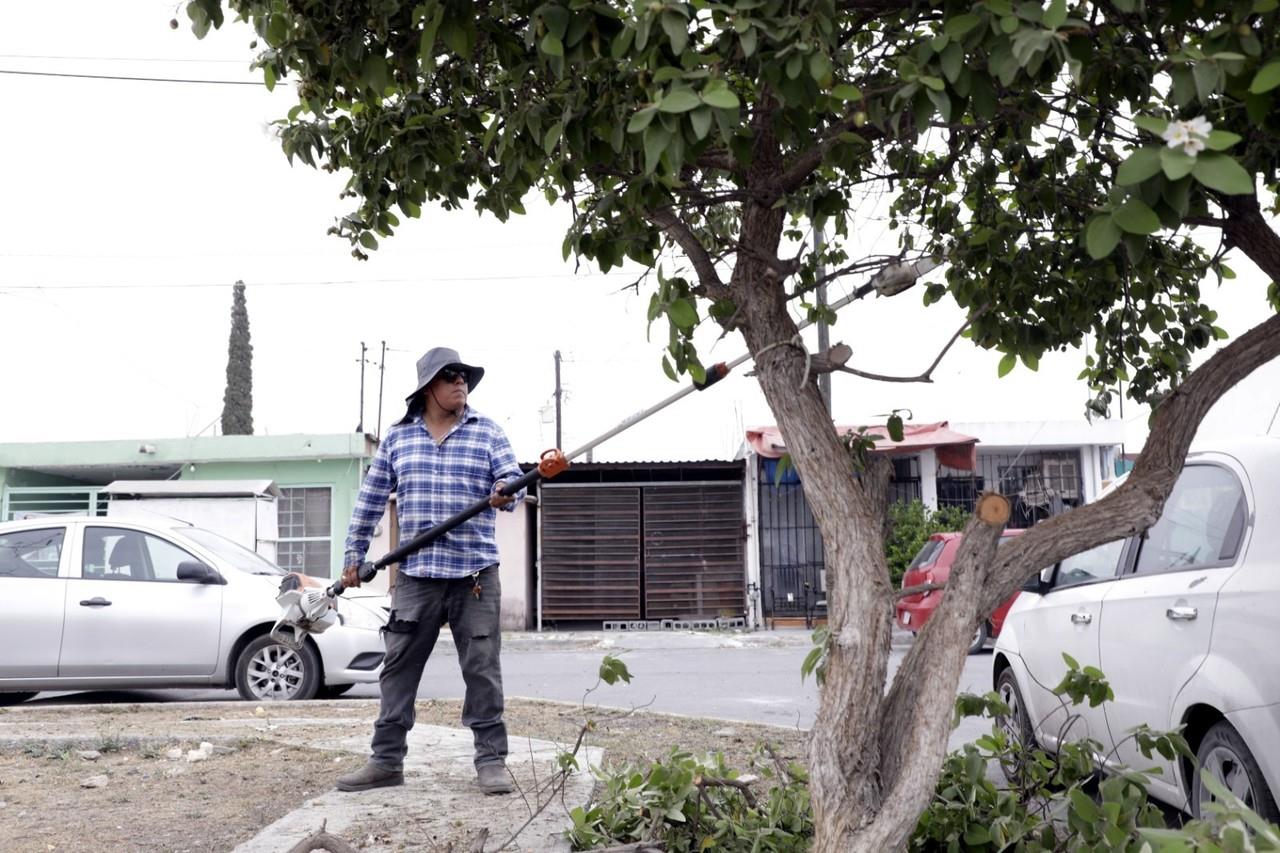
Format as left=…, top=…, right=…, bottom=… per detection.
left=994, top=436, right=1280, bottom=821
left=0, top=515, right=386, bottom=704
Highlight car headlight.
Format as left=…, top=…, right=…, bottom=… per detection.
left=336, top=598, right=388, bottom=631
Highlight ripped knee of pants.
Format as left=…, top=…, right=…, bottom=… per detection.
left=382, top=610, right=419, bottom=634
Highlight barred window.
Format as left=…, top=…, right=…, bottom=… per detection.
left=277, top=487, right=332, bottom=578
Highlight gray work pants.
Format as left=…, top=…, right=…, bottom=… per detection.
left=369, top=565, right=507, bottom=771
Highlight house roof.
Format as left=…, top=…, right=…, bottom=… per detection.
left=745, top=421, right=980, bottom=471
left=104, top=479, right=282, bottom=498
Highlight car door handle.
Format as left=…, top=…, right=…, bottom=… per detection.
left=1166, top=605, right=1198, bottom=621
left=1070, top=611, right=1093, bottom=625
left=79, top=597, right=112, bottom=607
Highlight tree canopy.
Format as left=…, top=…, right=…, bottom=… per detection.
left=189, top=0, right=1280, bottom=848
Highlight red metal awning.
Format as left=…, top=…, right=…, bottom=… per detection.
left=745, top=421, right=979, bottom=472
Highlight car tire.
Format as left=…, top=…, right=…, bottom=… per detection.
left=968, top=621, right=990, bottom=655
left=234, top=635, right=321, bottom=702
left=0, top=692, right=36, bottom=706
left=1192, top=721, right=1280, bottom=823
left=319, top=683, right=355, bottom=699
left=995, top=667, right=1036, bottom=783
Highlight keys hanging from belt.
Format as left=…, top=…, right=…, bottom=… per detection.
left=471, top=572, right=482, bottom=600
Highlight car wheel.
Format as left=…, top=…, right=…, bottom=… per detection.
left=1192, top=721, right=1280, bottom=823
left=968, top=621, right=990, bottom=655
left=0, top=692, right=36, bottom=706
left=319, top=683, right=355, bottom=699
left=995, top=667, right=1036, bottom=783
left=234, top=635, right=321, bottom=702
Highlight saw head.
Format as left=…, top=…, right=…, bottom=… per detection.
left=270, top=575, right=339, bottom=650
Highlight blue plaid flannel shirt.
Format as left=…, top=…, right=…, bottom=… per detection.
left=343, top=406, right=524, bottom=579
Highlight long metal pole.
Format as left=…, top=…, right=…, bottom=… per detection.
left=564, top=257, right=940, bottom=462
left=554, top=350, right=563, bottom=450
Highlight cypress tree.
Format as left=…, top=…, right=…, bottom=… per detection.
left=220, top=281, right=254, bottom=435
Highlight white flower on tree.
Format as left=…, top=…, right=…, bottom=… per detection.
left=1160, top=116, right=1213, bottom=156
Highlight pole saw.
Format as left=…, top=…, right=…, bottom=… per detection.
left=270, top=257, right=941, bottom=648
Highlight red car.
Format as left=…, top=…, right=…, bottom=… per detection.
left=895, top=529, right=1024, bottom=654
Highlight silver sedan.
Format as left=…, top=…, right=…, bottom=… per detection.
left=0, top=516, right=386, bottom=704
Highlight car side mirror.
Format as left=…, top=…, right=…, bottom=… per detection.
left=177, top=560, right=222, bottom=584
left=1021, top=567, right=1054, bottom=594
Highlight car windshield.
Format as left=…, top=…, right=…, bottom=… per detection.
left=178, top=528, right=285, bottom=576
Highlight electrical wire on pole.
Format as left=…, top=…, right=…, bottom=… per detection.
left=356, top=342, right=367, bottom=434
left=376, top=341, right=387, bottom=440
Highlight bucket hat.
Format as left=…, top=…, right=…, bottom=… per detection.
left=394, top=347, right=484, bottom=424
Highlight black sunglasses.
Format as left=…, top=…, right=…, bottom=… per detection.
left=438, top=367, right=469, bottom=385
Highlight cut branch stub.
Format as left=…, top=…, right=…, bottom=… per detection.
left=975, top=492, right=1011, bottom=526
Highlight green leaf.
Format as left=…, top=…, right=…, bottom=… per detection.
left=689, top=106, right=713, bottom=141
left=1249, top=60, right=1280, bottom=94
left=1160, top=147, right=1196, bottom=180
left=542, top=121, right=563, bottom=156
left=660, top=11, right=688, bottom=55
left=667, top=298, right=698, bottom=329
left=940, top=43, right=963, bottom=83
left=540, top=33, right=564, bottom=57
left=359, top=232, right=378, bottom=250
left=263, top=64, right=276, bottom=92
left=1205, top=130, right=1241, bottom=150
left=944, top=13, right=982, bottom=38
left=809, top=52, right=833, bottom=86
left=998, top=352, right=1017, bottom=377
left=1133, top=115, right=1169, bottom=135
left=658, top=89, right=701, bottom=113
left=1000, top=15, right=1019, bottom=34
left=1021, top=352, right=1040, bottom=371
left=1043, top=0, right=1067, bottom=29
left=627, top=106, right=657, bottom=133
left=419, top=6, right=445, bottom=69
left=919, top=75, right=946, bottom=91
left=701, top=87, right=740, bottom=109
left=1085, top=214, right=1122, bottom=259
left=643, top=125, right=670, bottom=173
left=1116, top=147, right=1162, bottom=185
left=831, top=83, right=863, bottom=100
left=1192, top=152, right=1255, bottom=195
left=1113, top=199, right=1162, bottom=235
left=887, top=414, right=904, bottom=442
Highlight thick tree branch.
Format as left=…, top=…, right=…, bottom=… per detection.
left=647, top=208, right=729, bottom=298
left=1219, top=194, right=1280, bottom=283
left=981, top=308, right=1280, bottom=615
left=774, top=115, right=887, bottom=197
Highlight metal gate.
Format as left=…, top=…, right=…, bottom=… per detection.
left=540, top=482, right=745, bottom=623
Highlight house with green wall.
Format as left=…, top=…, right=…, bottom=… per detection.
left=0, top=433, right=378, bottom=579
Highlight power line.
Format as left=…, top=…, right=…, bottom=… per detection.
left=0, top=52, right=248, bottom=64
left=0, top=271, right=638, bottom=291
left=0, top=68, right=263, bottom=85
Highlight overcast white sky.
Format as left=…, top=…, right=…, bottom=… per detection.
left=1, top=1, right=1276, bottom=463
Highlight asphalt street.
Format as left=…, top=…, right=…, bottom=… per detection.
left=21, top=630, right=1001, bottom=749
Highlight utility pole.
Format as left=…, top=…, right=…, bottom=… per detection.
left=553, top=350, right=563, bottom=449
left=376, top=340, right=386, bottom=440
left=357, top=341, right=367, bottom=434
left=814, top=226, right=832, bottom=414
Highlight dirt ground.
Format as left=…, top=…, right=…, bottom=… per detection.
left=0, top=698, right=809, bottom=853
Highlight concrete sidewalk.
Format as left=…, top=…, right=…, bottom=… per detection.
left=0, top=702, right=599, bottom=853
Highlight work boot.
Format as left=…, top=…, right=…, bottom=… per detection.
left=336, top=761, right=404, bottom=792
left=476, top=762, right=514, bottom=795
